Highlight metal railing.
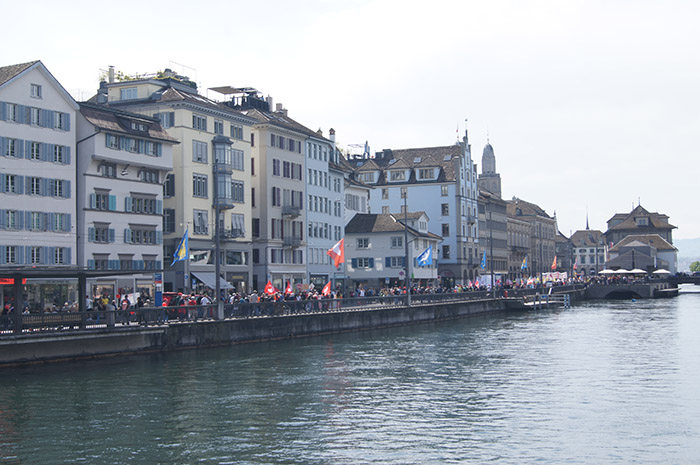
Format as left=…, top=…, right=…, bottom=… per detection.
left=0, top=284, right=587, bottom=337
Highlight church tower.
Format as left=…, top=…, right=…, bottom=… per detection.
left=477, top=139, right=502, bottom=198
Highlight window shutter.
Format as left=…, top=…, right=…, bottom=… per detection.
left=89, top=193, right=96, bottom=209
left=385, top=257, right=391, bottom=268
left=41, top=178, right=48, bottom=196
left=17, top=210, right=24, bottom=229
left=0, top=210, right=5, bottom=229
left=15, top=138, right=24, bottom=158
left=48, top=247, right=56, bottom=264
left=64, top=146, right=70, bottom=164
left=369, top=258, right=374, bottom=268
left=64, top=247, right=71, bottom=265
left=64, top=114, right=70, bottom=131
left=88, top=227, right=96, bottom=242
left=0, top=102, right=6, bottom=121
left=0, top=246, right=5, bottom=264
left=125, top=197, right=133, bottom=212
left=156, top=200, right=162, bottom=215
left=88, top=259, right=95, bottom=270
left=24, top=140, right=31, bottom=159
left=65, top=214, right=71, bottom=232
left=48, top=213, right=55, bottom=231
left=108, top=228, right=115, bottom=243
left=109, top=195, right=116, bottom=211
left=64, top=180, right=70, bottom=198
left=124, top=229, right=131, bottom=244
left=17, top=175, right=24, bottom=194
left=25, top=246, right=31, bottom=264
left=352, top=258, right=357, bottom=268
left=0, top=174, right=4, bottom=193
left=41, top=143, right=49, bottom=161
left=25, top=211, right=31, bottom=229
left=17, top=246, right=25, bottom=264
left=156, top=231, right=162, bottom=244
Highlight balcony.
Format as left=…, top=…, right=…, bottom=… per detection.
left=282, top=205, right=301, bottom=218
left=213, top=197, right=235, bottom=210
left=283, top=236, right=302, bottom=247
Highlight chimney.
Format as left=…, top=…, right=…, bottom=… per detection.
left=266, top=96, right=273, bottom=112
left=108, top=65, right=115, bottom=83
left=275, top=103, right=287, bottom=116
left=329, top=128, right=336, bottom=143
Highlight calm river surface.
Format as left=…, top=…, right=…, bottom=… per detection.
left=2, top=286, right=700, bottom=464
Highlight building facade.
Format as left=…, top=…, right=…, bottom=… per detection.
left=570, top=229, right=606, bottom=276
left=477, top=191, right=508, bottom=285
left=507, top=197, right=557, bottom=278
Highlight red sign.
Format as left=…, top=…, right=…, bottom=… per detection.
left=0, top=278, right=28, bottom=285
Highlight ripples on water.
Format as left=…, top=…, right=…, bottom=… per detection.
left=1, top=288, right=700, bottom=464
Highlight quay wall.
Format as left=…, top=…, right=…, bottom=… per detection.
left=0, top=298, right=524, bottom=367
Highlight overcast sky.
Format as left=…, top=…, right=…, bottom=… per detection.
left=5, top=0, right=698, bottom=238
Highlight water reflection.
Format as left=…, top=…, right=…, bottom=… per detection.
left=1, top=290, right=700, bottom=463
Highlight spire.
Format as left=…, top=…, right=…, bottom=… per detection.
left=586, top=207, right=590, bottom=230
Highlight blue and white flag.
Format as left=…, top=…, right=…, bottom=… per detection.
left=416, top=246, right=433, bottom=267
left=480, top=250, right=487, bottom=269
left=172, top=228, right=189, bottom=265
left=521, top=256, right=528, bottom=270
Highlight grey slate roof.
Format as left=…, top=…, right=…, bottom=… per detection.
left=240, top=108, right=331, bottom=141
left=79, top=102, right=178, bottom=143
left=0, top=60, right=39, bottom=87
left=346, top=213, right=441, bottom=240
left=607, top=205, right=676, bottom=231
left=609, top=234, right=677, bottom=252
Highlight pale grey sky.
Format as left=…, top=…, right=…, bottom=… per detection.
left=5, top=0, right=698, bottom=238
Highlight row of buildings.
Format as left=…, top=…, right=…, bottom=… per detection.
left=0, top=61, right=677, bottom=309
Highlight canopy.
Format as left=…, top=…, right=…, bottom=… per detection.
left=598, top=269, right=618, bottom=274
left=629, top=269, right=648, bottom=274
left=652, top=269, right=671, bottom=275
left=192, top=272, right=234, bottom=289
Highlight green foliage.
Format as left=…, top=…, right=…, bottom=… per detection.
left=690, top=261, right=700, bottom=272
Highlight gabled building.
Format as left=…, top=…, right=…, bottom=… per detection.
left=554, top=230, right=573, bottom=274
left=604, top=204, right=676, bottom=247
left=344, top=212, right=441, bottom=291
left=570, top=228, right=605, bottom=276
left=507, top=197, right=557, bottom=278
left=477, top=190, right=508, bottom=285
left=96, top=71, right=257, bottom=294
left=347, top=129, right=479, bottom=287
left=606, top=234, right=677, bottom=274
left=76, top=103, right=177, bottom=298
left=0, top=61, right=78, bottom=271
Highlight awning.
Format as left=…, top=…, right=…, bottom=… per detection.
left=192, top=272, right=233, bottom=289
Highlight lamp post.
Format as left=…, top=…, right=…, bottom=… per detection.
left=489, top=208, right=495, bottom=297
left=403, top=189, right=411, bottom=307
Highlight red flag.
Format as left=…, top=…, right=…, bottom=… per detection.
left=322, top=281, right=331, bottom=296
left=264, top=281, right=278, bottom=295
left=573, top=260, right=578, bottom=271
left=474, top=279, right=480, bottom=288
left=285, top=281, right=292, bottom=294
left=327, top=238, right=344, bottom=267
left=551, top=256, right=558, bottom=270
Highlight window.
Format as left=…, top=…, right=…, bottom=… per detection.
left=192, top=140, right=208, bottom=163
left=193, top=174, right=208, bottom=197
left=231, top=213, right=245, bottom=237
left=91, top=225, right=112, bottom=243
left=5, top=246, right=17, bottom=264
left=101, top=162, right=117, bottom=178
left=128, top=197, right=158, bottom=214
left=30, top=177, right=41, bottom=195
left=272, top=187, right=281, bottom=206
left=192, top=114, right=207, bottom=131
left=163, top=174, right=175, bottom=197
left=231, top=180, right=245, bottom=203
left=232, top=149, right=244, bottom=171
left=441, top=185, right=448, bottom=196
left=356, top=258, right=371, bottom=268
left=155, top=112, right=174, bottom=128
left=53, top=180, right=65, bottom=197
left=30, top=142, right=40, bottom=160
left=94, top=192, right=110, bottom=210
left=55, top=247, right=66, bottom=265
left=442, top=224, right=450, bottom=236
left=53, top=145, right=65, bottom=163
left=442, top=245, right=451, bottom=259
left=145, top=141, right=161, bottom=156
left=283, top=160, right=290, bottom=178
left=357, top=238, right=369, bottom=249
left=6, top=104, right=17, bottom=122
left=30, top=246, right=41, bottom=265
left=30, top=83, right=42, bottom=99
left=214, top=120, right=224, bottom=135
left=390, top=257, right=404, bottom=267
left=442, top=204, right=449, bottom=216
left=30, top=107, right=40, bottom=125
left=163, top=208, right=175, bottom=233
left=390, top=170, right=405, bottom=181
left=382, top=188, right=388, bottom=199
left=230, top=125, right=243, bottom=140
left=193, top=210, right=208, bottom=235
left=120, top=87, right=137, bottom=100
left=29, top=212, right=42, bottom=230
left=140, top=169, right=159, bottom=183
left=251, top=187, right=255, bottom=208
left=5, top=210, right=17, bottom=229
left=272, top=159, right=280, bottom=176
left=391, top=237, right=403, bottom=248
left=4, top=138, right=17, bottom=157
left=251, top=133, right=255, bottom=147
left=4, top=174, right=17, bottom=193
left=105, top=134, right=119, bottom=149
left=419, top=168, right=435, bottom=179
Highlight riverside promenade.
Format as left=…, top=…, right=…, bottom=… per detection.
left=0, top=285, right=587, bottom=367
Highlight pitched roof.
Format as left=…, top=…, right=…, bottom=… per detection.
left=607, top=205, right=676, bottom=231
left=507, top=197, right=553, bottom=219
left=609, top=234, right=677, bottom=252
left=570, top=229, right=604, bottom=247
left=241, top=108, right=331, bottom=141
left=0, top=60, right=39, bottom=87
left=79, top=103, right=178, bottom=143
left=345, top=213, right=441, bottom=240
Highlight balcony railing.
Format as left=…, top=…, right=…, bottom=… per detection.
left=282, top=205, right=301, bottom=217
left=283, top=236, right=302, bottom=247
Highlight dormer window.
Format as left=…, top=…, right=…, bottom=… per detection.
left=636, top=217, right=649, bottom=226
left=120, top=87, right=138, bottom=100
left=360, top=172, right=375, bottom=183
left=418, top=168, right=435, bottom=179
left=389, top=170, right=406, bottom=181
left=130, top=121, right=147, bottom=132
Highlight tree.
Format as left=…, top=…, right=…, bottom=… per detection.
left=690, top=261, right=700, bottom=272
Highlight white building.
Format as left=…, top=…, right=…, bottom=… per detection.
left=0, top=62, right=78, bottom=267
left=76, top=103, right=177, bottom=300
left=344, top=212, right=441, bottom=291
left=347, top=129, right=479, bottom=287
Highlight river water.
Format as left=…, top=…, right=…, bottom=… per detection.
left=1, top=286, right=700, bottom=464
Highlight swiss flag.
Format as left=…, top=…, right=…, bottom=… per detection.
left=551, top=256, right=558, bottom=270
left=327, top=238, right=344, bottom=267
left=264, top=281, right=278, bottom=295
left=322, top=281, right=331, bottom=296
left=285, top=281, right=292, bottom=294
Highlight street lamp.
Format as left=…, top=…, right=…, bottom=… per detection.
left=403, top=189, right=411, bottom=307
